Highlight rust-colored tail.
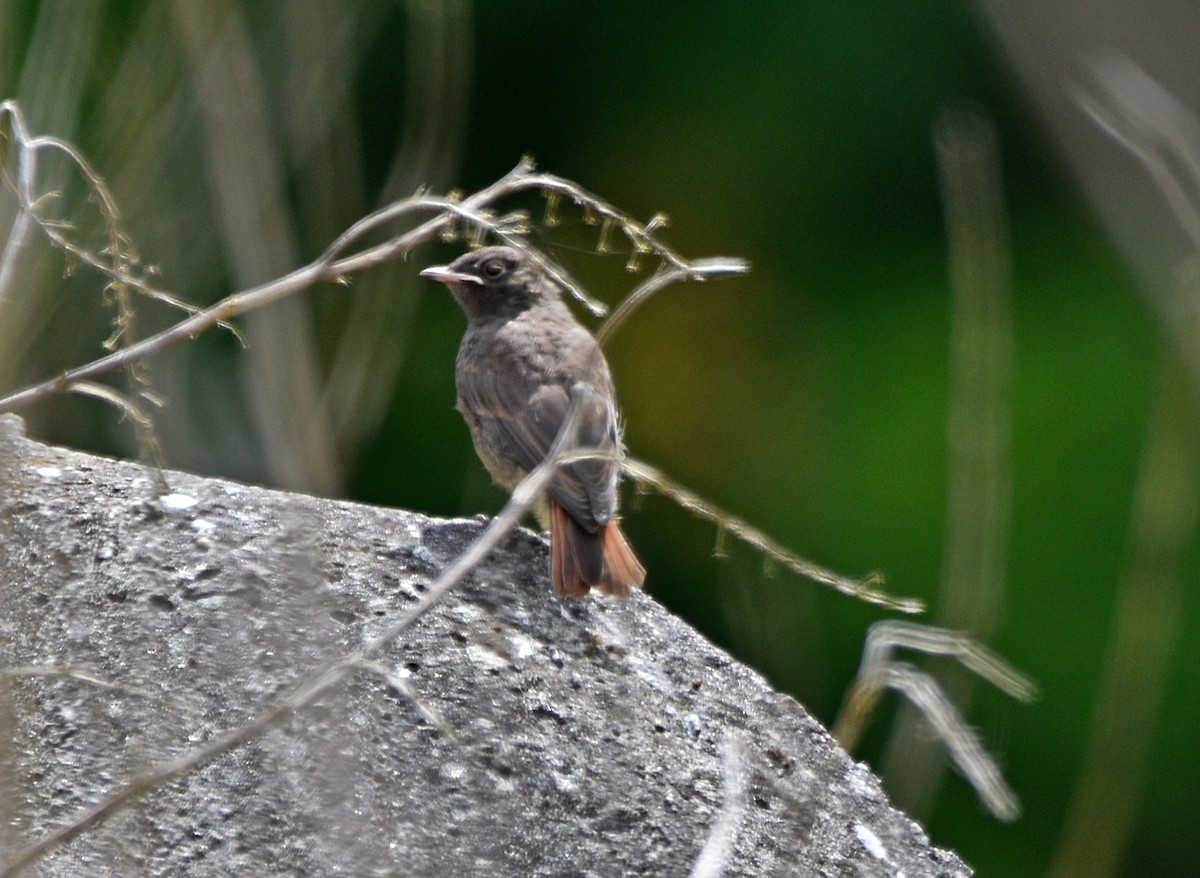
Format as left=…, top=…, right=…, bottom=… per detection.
left=550, top=499, right=646, bottom=598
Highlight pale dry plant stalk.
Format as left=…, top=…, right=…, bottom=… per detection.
left=0, top=100, right=208, bottom=478
left=1043, top=56, right=1200, bottom=878
left=1048, top=360, right=1198, bottom=878
left=621, top=458, right=920, bottom=613
left=1076, top=54, right=1200, bottom=384
left=832, top=621, right=1036, bottom=821
left=878, top=107, right=1020, bottom=819
left=1, top=664, right=200, bottom=720
left=688, top=733, right=750, bottom=878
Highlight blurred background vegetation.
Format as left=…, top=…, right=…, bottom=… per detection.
left=2, top=1, right=1198, bottom=875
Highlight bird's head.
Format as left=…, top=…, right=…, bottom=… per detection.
left=421, top=246, right=560, bottom=322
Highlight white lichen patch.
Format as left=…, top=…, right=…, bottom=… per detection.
left=854, top=823, right=888, bottom=861
left=160, top=492, right=199, bottom=510
left=466, top=642, right=511, bottom=672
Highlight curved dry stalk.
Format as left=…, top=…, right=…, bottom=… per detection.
left=0, top=102, right=42, bottom=312
left=621, top=457, right=924, bottom=613
left=596, top=256, right=750, bottom=347
left=689, top=732, right=750, bottom=878
left=67, top=380, right=159, bottom=422
left=1075, top=55, right=1200, bottom=253
left=67, top=381, right=167, bottom=481
left=0, top=148, right=748, bottom=416
left=0, top=100, right=232, bottom=334
left=831, top=621, right=1036, bottom=821
left=879, top=661, right=1020, bottom=821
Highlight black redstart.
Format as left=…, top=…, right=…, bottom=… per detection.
left=420, top=245, right=646, bottom=597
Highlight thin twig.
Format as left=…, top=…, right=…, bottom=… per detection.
left=0, top=153, right=750, bottom=414
left=0, top=100, right=234, bottom=335
left=3, top=665, right=200, bottom=718
left=881, top=662, right=1021, bottom=821
left=622, top=457, right=924, bottom=613
left=597, top=257, right=750, bottom=347
left=0, top=102, right=39, bottom=313
left=67, top=380, right=161, bottom=419
left=880, top=107, right=1016, bottom=819
left=1075, top=55, right=1200, bottom=253
left=355, top=660, right=461, bottom=744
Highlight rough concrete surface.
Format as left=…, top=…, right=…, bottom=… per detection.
left=0, top=415, right=971, bottom=876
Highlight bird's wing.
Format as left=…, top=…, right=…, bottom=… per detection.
left=457, top=339, right=619, bottom=530
left=539, top=378, right=620, bottom=529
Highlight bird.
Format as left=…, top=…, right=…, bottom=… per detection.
left=420, top=245, right=645, bottom=597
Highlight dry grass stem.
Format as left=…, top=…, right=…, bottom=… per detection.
left=621, top=457, right=924, bottom=613
left=832, top=621, right=1035, bottom=821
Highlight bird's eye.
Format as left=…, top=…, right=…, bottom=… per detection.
left=481, top=259, right=506, bottom=280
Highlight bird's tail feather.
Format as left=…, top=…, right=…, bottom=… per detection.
left=550, top=500, right=645, bottom=598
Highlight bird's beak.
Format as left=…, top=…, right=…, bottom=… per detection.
left=420, top=265, right=482, bottom=285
